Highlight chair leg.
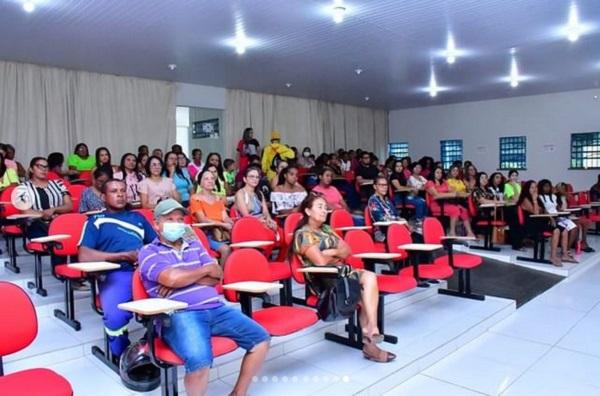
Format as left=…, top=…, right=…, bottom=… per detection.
left=376, top=295, right=398, bottom=344
left=27, top=253, right=47, bottom=296
left=438, top=269, right=485, bottom=301
left=91, top=331, right=119, bottom=374
left=54, top=279, right=81, bottom=331
left=4, top=236, right=20, bottom=273
left=325, top=312, right=363, bottom=350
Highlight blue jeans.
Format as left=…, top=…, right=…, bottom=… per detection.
left=394, top=194, right=427, bottom=220
left=99, top=269, right=134, bottom=357
left=162, top=305, right=270, bottom=373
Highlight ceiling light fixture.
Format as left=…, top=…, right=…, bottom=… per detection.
left=429, top=67, right=439, bottom=98
left=285, top=83, right=292, bottom=88
left=234, top=31, right=249, bottom=55
left=364, top=96, right=370, bottom=101
left=355, top=68, right=363, bottom=75
left=23, top=1, right=35, bottom=13
left=566, top=2, right=581, bottom=42
left=332, top=0, right=346, bottom=24
left=509, top=49, right=520, bottom=88
left=445, top=33, right=457, bottom=64
left=168, top=64, right=177, bottom=71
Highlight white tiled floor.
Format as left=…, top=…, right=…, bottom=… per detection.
left=3, top=236, right=600, bottom=395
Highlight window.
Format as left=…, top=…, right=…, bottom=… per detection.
left=499, top=136, right=527, bottom=170
left=440, top=139, right=463, bottom=169
left=571, top=132, right=600, bottom=169
left=388, top=142, right=408, bottom=158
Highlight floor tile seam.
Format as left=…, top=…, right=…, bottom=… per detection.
left=420, top=373, right=491, bottom=396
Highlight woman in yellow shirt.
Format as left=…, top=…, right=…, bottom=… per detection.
left=0, top=152, right=18, bottom=191
left=447, top=165, right=468, bottom=194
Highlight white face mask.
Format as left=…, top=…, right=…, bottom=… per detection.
left=303, top=151, right=310, bottom=158
left=161, top=222, right=187, bottom=242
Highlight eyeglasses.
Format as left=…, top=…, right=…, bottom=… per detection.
left=376, top=184, right=388, bottom=187
left=34, top=163, right=49, bottom=170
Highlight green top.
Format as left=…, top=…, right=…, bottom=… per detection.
left=67, top=154, right=95, bottom=171
left=224, top=170, right=235, bottom=186
left=504, top=182, right=522, bottom=201
left=0, top=168, right=18, bottom=190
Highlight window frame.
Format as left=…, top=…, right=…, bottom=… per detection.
left=387, top=142, right=409, bottom=159
left=440, top=139, right=463, bottom=170
left=570, top=132, right=600, bottom=170
left=498, top=136, right=527, bottom=170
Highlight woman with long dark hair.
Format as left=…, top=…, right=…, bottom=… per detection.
left=114, top=153, right=144, bottom=203
left=203, top=152, right=229, bottom=197
left=234, top=166, right=277, bottom=231
left=292, top=193, right=395, bottom=363
left=0, top=151, right=18, bottom=191
left=164, top=151, right=193, bottom=207
left=236, top=127, right=260, bottom=179
left=138, top=156, right=180, bottom=209
left=271, top=165, right=307, bottom=216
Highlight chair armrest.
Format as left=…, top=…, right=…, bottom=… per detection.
left=222, top=281, right=283, bottom=294
left=118, top=298, right=188, bottom=316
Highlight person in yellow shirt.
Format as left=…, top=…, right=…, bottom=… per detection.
left=0, top=151, right=18, bottom=191
left=261, top=130, right=295, bottom=181
left=447, top=164, right=468, bottom=194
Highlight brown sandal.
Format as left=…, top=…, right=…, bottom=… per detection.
left=362, top=340, right=396, bottom=363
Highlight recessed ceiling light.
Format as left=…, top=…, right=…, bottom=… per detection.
left=567, top=2, right=581, bottom=42
left=429, top=67, right=439, bottom=98
left=285, top=83, right=292, bottom=88
left=355, top=68, right=363, bottom=75
left=364, top=96, right=370, bottom=101
left=445, top=33, right=457, bottom=64
left=594, top=95, right=599, bottom=100
left=23, top=1, right=35, bottom=13
left=168, top=64, right=177, bottom=71
left=332, top=0, right=346, bottom=24
left=509, top=52, right=520, bottom=88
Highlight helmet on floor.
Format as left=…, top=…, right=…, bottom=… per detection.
left=119, top=339, right=161, bottom=392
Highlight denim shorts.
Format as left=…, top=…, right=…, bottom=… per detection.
left=207, top=235, right=228, bottom=252
left=161, top=305, right=270, bottom=373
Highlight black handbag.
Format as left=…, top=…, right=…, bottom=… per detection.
left=316, top=265, right=361, bottom=322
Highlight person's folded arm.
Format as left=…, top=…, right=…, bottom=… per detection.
left=158, top=263, right=222, bottom=289
left=78, top=245, right=138, bottom=263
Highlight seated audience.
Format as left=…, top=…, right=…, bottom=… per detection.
left=0, top=151, right=18, bottom=191
left=312, top=166, right=350, bottom=212
left=463, top=163, right=478, bottom=192
left=139, top=156, right=180, bottom=209
left=188, top=148, right=205, bottom=181
left=538, top=179, right=579, bottom=262
left=164, top=151, right=193, bottom=207
left=368, top=176, right=407, bottom=241
left=137, top=153, right=149, bottom=177
left=152, top=148, right=163, bottom=159
left=298, top=147, right=316, bottom=169
left=590, top=175, right=600, bottom=202
left=391, top=160, right=426, bottom=224
left=503, top=169, right=524, bottom=250
left=189, top=169, right=233, bottom=263
left=293, top=194, right=395, bottom=363
left=113, top=153, right=144, bottom=203
left=503, top=169, right=521, bottom=203
left=203, top=152, right=229, bottom=197
left=234, top=166, right=278, bottom=232
left=223, top=158, right=236, bottom=188
left=270, top=160, right=289, bottom=191
left=139, top=199, right=269, bottom=396
left=93, top=146, right=119, bottom=174
left=517, top=180, right=566, bottom=267
left=78, top=179, right=156, bottom=361
left=406, top=162, right=427, bottom=198
left=447, top=164, right=468, bottom=194
left=137, top=145, right=149, bottom=159
left=67, top=143, right=95, bottom=172
left=271, top=165, right=307, bottom=216
left=3, top=144, right=26, bottom=179
left=355, top=152, right=378, bottom=199
left=79, top=166, right=113, bottom=213
left=487, top=172, right=505, bottom=200
left=425, top=166, right=475, bottom=237
left=47, top=152, right=78, bottom=181
left=556, top=181, right=594, bottom=252
left=471, top=172, right=497, bottom=207
left=236, top=127, right=259, bottom=178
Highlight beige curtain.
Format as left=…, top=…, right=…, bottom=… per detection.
left=0, top=61, right=175, bottom=163
left=224, top=89, right=388, bottom=159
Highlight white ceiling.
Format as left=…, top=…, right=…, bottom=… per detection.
left=0, top=0, right=599, bottom=109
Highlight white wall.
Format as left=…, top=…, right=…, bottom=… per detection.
left=389, top=88, right=600, bottom=190
left=175, top=82, right=226, bottom=109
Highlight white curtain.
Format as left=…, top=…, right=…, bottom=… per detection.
left=224, top=89, right=388, bottom=159
left=0, top=61, right=175, bottom=163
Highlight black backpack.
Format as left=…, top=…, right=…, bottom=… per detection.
left=316, top=266, right=360, bottom=322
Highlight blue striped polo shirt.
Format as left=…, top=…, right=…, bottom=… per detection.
left=138, top=238, right=223, bottom=311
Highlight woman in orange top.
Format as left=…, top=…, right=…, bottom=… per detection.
left=189, top=169, right=233, bottom=264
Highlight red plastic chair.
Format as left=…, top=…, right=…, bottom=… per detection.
left=66, top=184, right=87, bottom=213
left=231, top=216, right=291, bottom=304
left=384, top=223, right=410, bottom=262
left=0, top=186, right=23, bottom=273
left=130, top=271, right=237, bottom=395
left=423, top=217, right=484, bottom=300
left=330, top=209, right=354, bottom=236
left=133, top=208, right=154, bottom=225
left=77, top=170, right=93, bottom=186
left=284, top=212, right=303, bottom=246
left=515, top=206, right=554, bottom=264
left=467, top=195, right=506, bottom=251
left=49, top=213, right=89, bottom=330
left=0, top=281, right=73, bottom=395
left=223, top=249, right=318, bottom=336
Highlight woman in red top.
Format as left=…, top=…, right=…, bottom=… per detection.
left=425, top=166, right=475, bottom=237
left=236, top=127, right=260, bottom=180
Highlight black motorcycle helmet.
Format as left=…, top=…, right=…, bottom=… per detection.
left=119, top=340, right=162, bottom=392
